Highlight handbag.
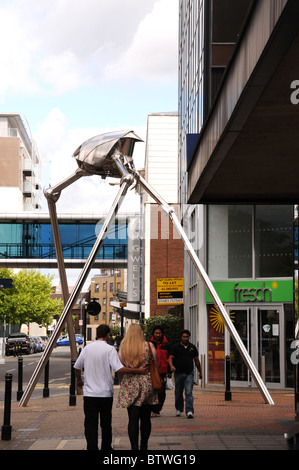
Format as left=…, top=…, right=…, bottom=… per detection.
left=148, top=343, right=163, bottom=391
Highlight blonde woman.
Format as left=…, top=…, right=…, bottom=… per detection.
left=117, top=323, right=159, bottom=450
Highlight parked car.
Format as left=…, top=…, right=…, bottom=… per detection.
left=5, top=333, right=35, bottom=356
left=33, top=336, right=43, bottom=353
left=40, top=336, right=48, bottom=349
left=56, top=334, right=83, bottom=346
left=28, top=336, right=37, bottom=353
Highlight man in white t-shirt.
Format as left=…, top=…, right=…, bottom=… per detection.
left=74, top=324, right=147, bottom=451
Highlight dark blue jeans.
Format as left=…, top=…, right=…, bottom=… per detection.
left=174, top=372, right=194, bottom=414
left=83, top=396, right=113, bottom=451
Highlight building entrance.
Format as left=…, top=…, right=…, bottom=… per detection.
left=225, top=305, right=284, bottom=388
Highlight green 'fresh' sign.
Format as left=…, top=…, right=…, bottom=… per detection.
left=205, top=280, right=293, bottom=303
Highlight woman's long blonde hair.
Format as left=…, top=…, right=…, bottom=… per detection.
left=119, top=323, right=145, bottom=368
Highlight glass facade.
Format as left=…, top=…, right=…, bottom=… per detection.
left=178, top=0, right=206, bottom=207
left=208, top=205, right=293, bottom=280
left=255, top=206, right=293, bottom=278
left=0, top=218, right=129, bottom=260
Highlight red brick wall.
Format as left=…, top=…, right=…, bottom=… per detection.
left=149, top=204, right=184, bottom=317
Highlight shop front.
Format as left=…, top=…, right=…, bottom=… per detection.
left=206, top=280, right=294, bottom=389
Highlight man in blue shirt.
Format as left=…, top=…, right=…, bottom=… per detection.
left=169, top=329, right=202, bottom=419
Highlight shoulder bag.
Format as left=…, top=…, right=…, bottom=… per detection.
left=148, top=342, right=163, bottom=391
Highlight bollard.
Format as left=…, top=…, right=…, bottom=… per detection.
left=1, top=373, right=13, bottom=440
left=43, top=360, right=50, bottom=398
left=225, top=355, right=232, bottom=401
left=17, top=356, right=23, bottom=401
left=69, top=359, right=76, bottom=406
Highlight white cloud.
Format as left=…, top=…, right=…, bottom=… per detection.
left=105, top=0, right=179, bottom=83
left=0, top=0, right=177, bottom=100
left=0, top=9, right=39, bottom=98
left=0, top=0, right=161, bottom=98
left=39, top=51, right=90, bottom=96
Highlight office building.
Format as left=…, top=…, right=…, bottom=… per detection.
left=179, top=1, right=298, bottom=390
left=0, top=113, right=42, bottom=211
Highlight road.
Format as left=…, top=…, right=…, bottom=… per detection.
left=0, top=346, right=80, bottom=402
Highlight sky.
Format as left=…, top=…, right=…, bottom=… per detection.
left=0, top=0, right=179, bottom=287
left=0, top=0, right=179, bottom=213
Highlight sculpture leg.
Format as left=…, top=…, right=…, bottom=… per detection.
left=44, top=168, right=91, bottom=359
left=47, top=197, right=77, bottom=360
left=19, top=175, right=133, bottom=406
left=135, top=172, right=274, bottom=406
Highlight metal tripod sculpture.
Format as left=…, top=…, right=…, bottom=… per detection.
left=19, top=130, right=274, bottom=407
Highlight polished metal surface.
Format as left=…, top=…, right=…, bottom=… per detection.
left=73, top=130, right=143, bottom=177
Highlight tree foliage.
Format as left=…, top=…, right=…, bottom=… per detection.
left=0, top=268, right=63, bottom=327
left=143, top=313, right=183, bottom=345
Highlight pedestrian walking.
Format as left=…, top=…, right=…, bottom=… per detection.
left=150, top=326, right=172, bottom=417
left=117, top=323, right=159, bottom=450
left=74, top=324, right=147, bottom=451
left=169, top=329, right=202, bottom=419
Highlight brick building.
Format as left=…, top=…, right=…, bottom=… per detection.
left=143, top=113, right=184, bottom=319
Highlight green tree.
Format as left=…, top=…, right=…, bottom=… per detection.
left=0, top=268, right=63, bottom=327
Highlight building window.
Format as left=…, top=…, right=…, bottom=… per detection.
left=255, top=206, right=293, bottom=278
left=208, top=205, right=293, bottom=279
left=208, top=205, right=252, bottom=279
left=94, top=283, right=99, bottom=292
left=109, top=282, right=114, bottom=292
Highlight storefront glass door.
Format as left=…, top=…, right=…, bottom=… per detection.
left=258, top=309, right=281, bottom=384
left=229, top=308, right=251, bottom=383
left=226, top=305, right=283, bottom=387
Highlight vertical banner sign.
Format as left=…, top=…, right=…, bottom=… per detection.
left=157, top=278, right=184, bottom=305
left=127, top=217, right=140, bottom=303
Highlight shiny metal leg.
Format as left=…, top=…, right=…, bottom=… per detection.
left=46, top=198, right=77, bottom=360
left=43, top=169, right=90, bottom=361
left=135, top=172, right=274, bottom=405
left=19, top=176, right=133, bottom=406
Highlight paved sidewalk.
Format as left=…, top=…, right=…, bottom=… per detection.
left=0, top=385, right=296, bottom=451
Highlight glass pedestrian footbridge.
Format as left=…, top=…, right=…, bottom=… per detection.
left=0, top=212, right=136, bottom=269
